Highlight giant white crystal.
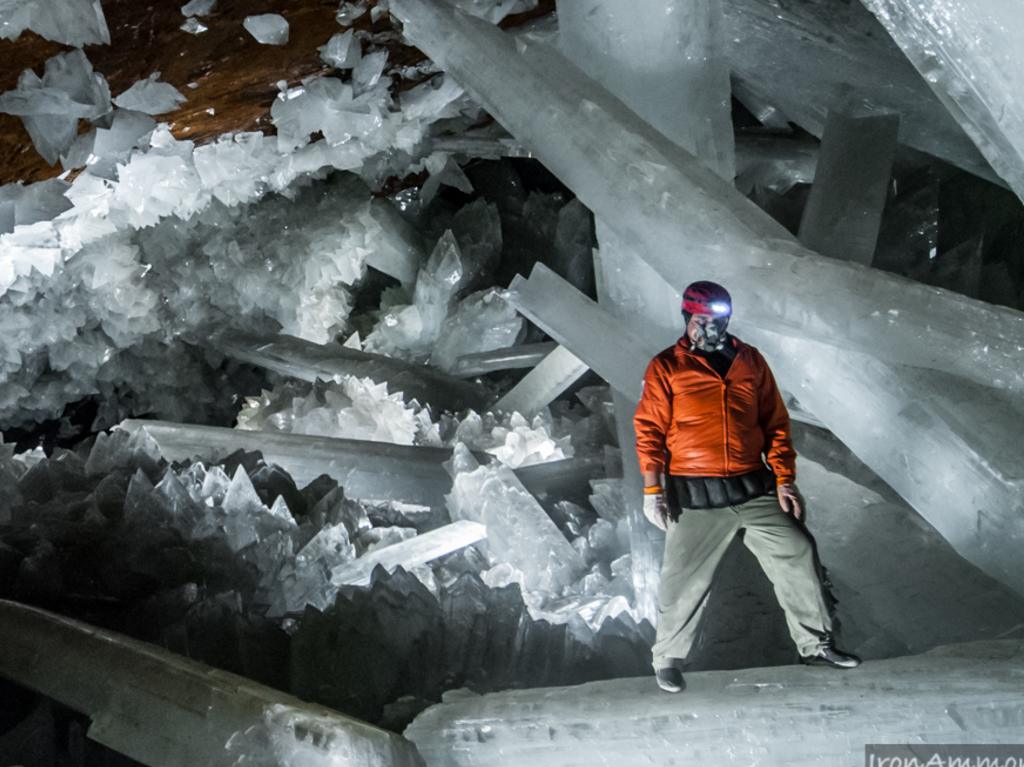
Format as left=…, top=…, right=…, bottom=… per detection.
left=862, top=0, right=1024, bottom=201
left=407, top=641, right=1024, bottom=766
left=0, top=600, right=425, bottom=767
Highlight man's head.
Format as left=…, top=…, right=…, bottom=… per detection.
left=681, top=281, right=732, bottom=351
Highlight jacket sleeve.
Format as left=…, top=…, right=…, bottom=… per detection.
left=633, top=357, right=673, bottom=473
left=756, top=353, right=797, bottom=485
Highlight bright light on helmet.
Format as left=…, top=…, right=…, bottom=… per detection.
left=709, top=301, right=731, bottom=316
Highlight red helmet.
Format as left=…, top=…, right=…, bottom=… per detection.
left=682, top=281, right=732, bottom=317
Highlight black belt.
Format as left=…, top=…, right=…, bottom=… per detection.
left=667, top=467, right=775, bottom=516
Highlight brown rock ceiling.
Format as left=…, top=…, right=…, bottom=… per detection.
left=0, top=0, right=553, bottom=187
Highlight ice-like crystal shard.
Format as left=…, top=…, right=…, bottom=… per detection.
left=320, top=30, right=361, bottom=70
left=180, top=17, right=207, bottom=34
left=0, top=0, right=110, bottom=47
left=493, top=345, right=588, bottom=418
left=450, top=342, right=556, bottom=377
left=734, top=133, right=819, bottom=195
left=862, top=0, right=1024, bottom=201
left=215, top=332, right=489, bottom=413
left=389, top=0, right=1024, bottom=396
left=797, top=112, right=900, bottom=265
left=352, top=50, right=389, bottom=96
left=407, top=640, right=1024, bottom=766
left=243, top=14, right=289, bottom=45
left=0, top=600, right=425, bottom=767
left=365, top=197, right=426, bottom=287
left=446, top=444, right=585, bottom=594
left=112, top=73, right=187, bottom=116
left=429, top=288, right=523, bottom=373
left=181, top=0, right=216, bottom=16
left=329, top=520, right=486, bottom=587
left=0, top=48, right=111, bottom=165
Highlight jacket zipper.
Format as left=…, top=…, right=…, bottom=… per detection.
left=722, top=378, right=730, bottom=474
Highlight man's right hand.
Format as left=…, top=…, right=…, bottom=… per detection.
left=643, top=491, right=669, bottom=531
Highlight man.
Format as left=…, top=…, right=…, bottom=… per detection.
left=634, top=280, right=860, bottom=694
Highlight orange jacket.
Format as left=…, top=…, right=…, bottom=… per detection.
left=633, top=335, right=796, bottom=485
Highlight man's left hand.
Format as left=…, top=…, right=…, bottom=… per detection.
left=777, top=483, right=803, bottom=520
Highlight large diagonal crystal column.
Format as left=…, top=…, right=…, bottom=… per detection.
left=388, top=0, right=1024, bottom=395
left=0, top=599, right=425, bottom=767
left=862, top=0, right=1024, bottom=202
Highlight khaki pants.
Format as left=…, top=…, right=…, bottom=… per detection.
left=652, top=493, right=833, bottom=670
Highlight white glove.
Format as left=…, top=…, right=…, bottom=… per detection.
left=643, top=491, right=669, bottom=531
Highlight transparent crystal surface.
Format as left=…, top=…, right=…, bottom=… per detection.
left=180, top=0, right=215, bottom=16
left=450, top=342, right=555, bottom=377
left=217, top=332, right=489, bottom=414
left=721, top=0, right=998, bottom=185
left=508, top=264, right=653, bottom=401
left=734, top=133, right=819, bottom=195
left=558, top=0, right=735, bottom=181
left=0, top=600, right=425, bottom=767
left=238, top=378, right=421, bottom=446
left=179, top=17, right=207, bottom=34
left=446, top=444, right=585, bottom=594
left=0, top=0, right=110, bottom=46
left=112, top=73, right=186, bottom=116
left=243, top=14, right=289, bottom=45
left=320, top=30, right=362, bottom=70
left=118, top=419, right=456, bottom=507
left=749, top=327, right=1024, bottom=598
left=329, top=520, right=486, bottom=587
left=390, top=0, right=1024, bottom=397
left=429, top=288, right=523, bottom=373
left=797, top=112, right=899, bottom=265
left=795, top=449, right=1024, bottom=657
left=0, top=48, right=111, bottom=165
left=863, top=0, right=1024, bottom=201
left=406, top=640, right=1024, bottom=766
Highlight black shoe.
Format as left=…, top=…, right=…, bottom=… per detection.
left=801, top=644, right=861, bottom=669
left=655, top=667, right=685, bottom=693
